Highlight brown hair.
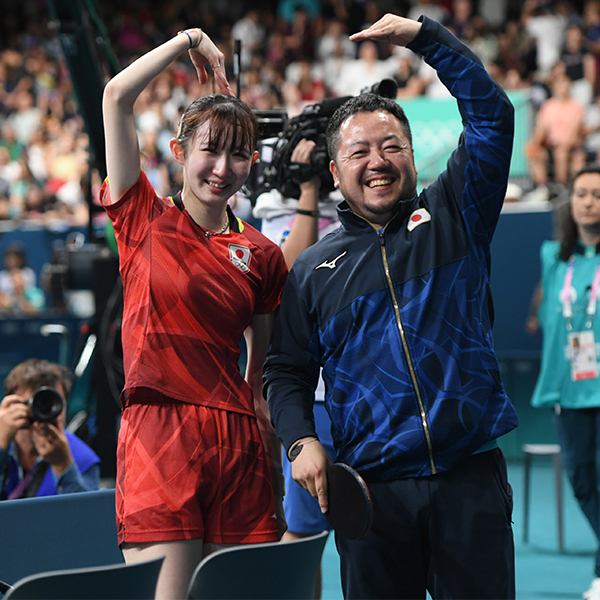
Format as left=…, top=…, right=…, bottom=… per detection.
left=176, top=94, right=258, bottom=157
left=4, top=358, right=73, bottom=399
left=558, top=163, right=600, bottom=261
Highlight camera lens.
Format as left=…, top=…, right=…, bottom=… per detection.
left=28, top=387, right=64, bottom=423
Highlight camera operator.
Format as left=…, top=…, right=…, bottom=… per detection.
left=0, top=359, right=100, bottom=500
left=255, top=138, right=339, bottom=599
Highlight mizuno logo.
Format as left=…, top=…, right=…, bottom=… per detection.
left=315, top=251, right=347, bottom=270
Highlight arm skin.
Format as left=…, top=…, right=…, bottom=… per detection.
left=244, top=312, right=287, bottom=536
left=102, top=27, right=232, bottom=204
left=280, top=139, right=321, bottom=269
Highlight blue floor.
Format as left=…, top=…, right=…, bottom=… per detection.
left=319, top=460, right=598, bottom=599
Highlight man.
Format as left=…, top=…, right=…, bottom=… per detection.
left=0, top=358, right=100, bottom=499
left=264, top=13, right=519, bottom=600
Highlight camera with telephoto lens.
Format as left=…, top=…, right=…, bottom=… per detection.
left=27, top=387, right=64, bottom=423
left=245, top=79, right=398, bottom=204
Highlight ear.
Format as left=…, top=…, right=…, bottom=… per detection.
left=170, top=138, right=185, bottom=165
left=329, top=160, right=340, bottom=188
left=251, top=150, right=259, bottom=166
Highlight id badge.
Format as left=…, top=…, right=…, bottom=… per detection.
left=569, top=330, right=599, bottom=381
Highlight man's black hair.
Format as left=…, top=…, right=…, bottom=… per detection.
left=326, top=93, right=413, bottom=161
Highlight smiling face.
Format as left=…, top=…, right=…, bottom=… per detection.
left=171, top=119, right=257, bottom=207
left=329, top=110, right=418, bottom=226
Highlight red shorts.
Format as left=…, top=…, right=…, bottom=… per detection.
left=116, top=397, right=278, bottom=546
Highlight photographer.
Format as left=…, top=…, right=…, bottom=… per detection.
left=0, top=359, right=100, bottom=500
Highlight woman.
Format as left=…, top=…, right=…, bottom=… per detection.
left=530, top=164, right=600, bottom=600
left=101, top=27, right=288, bottom=600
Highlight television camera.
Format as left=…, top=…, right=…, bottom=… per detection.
left=245, top=78, right=398, bottom=204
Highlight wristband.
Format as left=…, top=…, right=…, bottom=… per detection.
left=178, top=29, right=203, bottom=49
left=289, top=438, right=318, bottom=461
left=296, top=208, right=320, bottom=218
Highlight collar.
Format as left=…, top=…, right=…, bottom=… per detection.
left=336, top=195, right=418, bottom=231
left=170, top=192, right=242, bottom=234
left=574, top=239, right=600, bottom=257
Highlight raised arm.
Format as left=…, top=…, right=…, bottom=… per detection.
left=102, top=28, right=232, bottom=203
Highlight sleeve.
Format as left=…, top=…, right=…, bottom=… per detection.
left=52, top=462, right=101, bottom=494
left=537, top=240, right=559, bottom=332
left=407, top=16, right=514, bottom=246
left=263, top=265, right=322, bottom=453
left=100, top=171, right=166, bottom=259
left=254, top=242, right=289, bottom=315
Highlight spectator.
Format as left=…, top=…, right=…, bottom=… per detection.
left=5, top=90, right=43, bottom=147
left=527, top=71, right=587, bottom=194
left=529, top=165, right=600, bottom=600
left=0, top=243, right=45, bottom=315
left=522, top=0, right=568, bottom=79
left=559, top=22, right=596, bottom=106
left=231, top=10, right=266, bottom=69
left=256, top=137, right=339, bottom=599
left=0, top=358, right=100, bottom=499
left=334, top=39, right=399, bottom=97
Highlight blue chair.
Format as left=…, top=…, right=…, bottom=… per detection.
left=3, top=556, right=163, bottom=599
left=0, top=489, right=123, bottom=585
left=187, top=530, right=330, bottom=599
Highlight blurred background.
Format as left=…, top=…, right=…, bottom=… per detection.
left=0, top=0, right=588, bottom=481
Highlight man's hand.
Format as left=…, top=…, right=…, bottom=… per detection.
left=290, top=438, right=332, bottom=513
left=31, top=422, right=73, bottom=476
left=0, top=395, right=30, bottom=450
left=350, top=13, right=422, bottom=48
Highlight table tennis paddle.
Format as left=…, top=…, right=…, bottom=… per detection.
left=325, top=462, right=373, bottom=540
left=0, top=579, right=12, bottom=594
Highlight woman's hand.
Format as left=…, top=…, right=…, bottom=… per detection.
left=187, top=29, right=234, bottom=96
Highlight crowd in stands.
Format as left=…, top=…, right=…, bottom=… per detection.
left=0, top=0, right=599, bottom=224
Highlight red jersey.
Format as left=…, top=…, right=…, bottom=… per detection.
left=100, top=172, right=288, bottom=415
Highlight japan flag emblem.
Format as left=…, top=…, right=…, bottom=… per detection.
left=407, top=208, right=431, bottom=232
left=229, top=244, right=252, bottom=272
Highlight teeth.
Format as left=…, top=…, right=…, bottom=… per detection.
left=367, top=179, right=392, bottom=188
left=208, top=181, right=226, bottom=189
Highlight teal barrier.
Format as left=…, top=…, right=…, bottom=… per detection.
left=398, top=90, right=532, bottom=185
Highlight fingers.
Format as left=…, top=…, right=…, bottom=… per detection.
left=290, top=440, right=332, bottom=513
left=188, top=32, right=234, bottom=96
left=349, top=13, right=421, bottom=46
left=314, top=471, right=329, bottom=514
left=0, top=396, right=30, bottom=449
left=291, top=139, right=316, bottom=164
left=32, top=422, right=72, bottom=472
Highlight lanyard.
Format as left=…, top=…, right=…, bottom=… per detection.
left=562, top=256, right=600, bottom=330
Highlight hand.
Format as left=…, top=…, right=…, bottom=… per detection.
left=291, top=138, right=316, bottom=164
left=0, top=395, right=30, bottom=450
left=291, top=138, right=321, bottom=194
left=31, top=421, right=73, bottom=475
left=290, top=438, right=332, bottom=513
left=350, top=13, right=422, bottom=47
left=187, top=30, right=233, bottom=96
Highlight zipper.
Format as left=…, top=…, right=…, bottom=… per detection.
left=378, top=229, right=437, bottom=474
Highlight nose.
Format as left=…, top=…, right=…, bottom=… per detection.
left=368, top=148, right=388, bottom=170
left=212, top=152, right=231, bottom=177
